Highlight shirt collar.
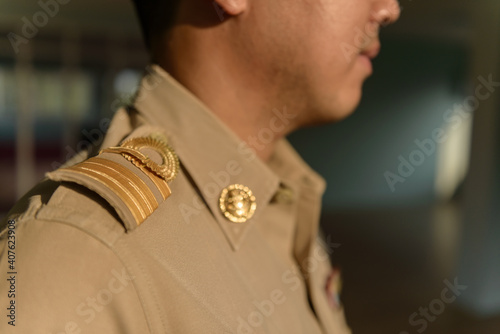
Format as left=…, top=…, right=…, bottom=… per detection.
left=133, top=64, right=325, bottom=250
left=267, top=139, right=327, bottom=196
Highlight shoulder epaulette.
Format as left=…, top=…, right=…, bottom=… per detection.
left=46, top=133, right=179, bottom=231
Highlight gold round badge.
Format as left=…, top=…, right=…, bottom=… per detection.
left=219, top=184, right=256, bottom=223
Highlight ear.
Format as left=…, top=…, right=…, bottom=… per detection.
left=213, top=0, right=248, bottom=16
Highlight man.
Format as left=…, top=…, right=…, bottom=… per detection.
left=0, top=0, right=399, bottom=333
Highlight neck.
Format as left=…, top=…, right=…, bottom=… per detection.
left=153, top=26, right=299, bottom=162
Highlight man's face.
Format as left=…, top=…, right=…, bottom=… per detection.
left=239, top=0, right=400, bottom=126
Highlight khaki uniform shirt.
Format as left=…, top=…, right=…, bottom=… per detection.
left=0, top=65, right=351, bottom=334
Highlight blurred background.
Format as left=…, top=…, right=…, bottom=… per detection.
left=1, top=0, right=499, bottom=333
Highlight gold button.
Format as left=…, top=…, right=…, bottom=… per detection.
left=219, top=184, right=256, bottom=223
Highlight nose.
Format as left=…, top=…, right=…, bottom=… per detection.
left=373, top=0, right=401, bottom=26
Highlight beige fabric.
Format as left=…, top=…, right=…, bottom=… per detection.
left=0, top=65, right=351, bottom=334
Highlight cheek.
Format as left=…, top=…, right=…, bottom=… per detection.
left=306, top=1, right=372, bottom=74
left=300, top=16, right=363, bottom=77
left=305, top=32, right=360, bottom=88
left=305, top=13, right=373, bottom=88
left=303, top=34, right=369, bottom=119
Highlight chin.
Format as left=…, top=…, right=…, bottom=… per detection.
left=295, top=74, right=365, bottom=128
left=310, top=90, right=363, bottom=126
left=300, top=106, right=357, bottom=128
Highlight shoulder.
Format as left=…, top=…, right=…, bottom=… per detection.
left=47, top=129, right=179, bottom=233
left=1, top=120, right=180, bottom=244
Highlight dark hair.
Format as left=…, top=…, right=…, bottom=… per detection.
left=131, top=0, right=181, bottom=49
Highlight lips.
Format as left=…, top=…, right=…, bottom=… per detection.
left=357, top=42, right=380, bottom=74
left=360, top=42, right=381, bottom=60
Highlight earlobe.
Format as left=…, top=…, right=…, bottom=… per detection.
left=214, top=0, right=247, bottom=16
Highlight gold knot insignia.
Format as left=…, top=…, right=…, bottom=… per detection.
left=102, top=135, right=179, bottom=182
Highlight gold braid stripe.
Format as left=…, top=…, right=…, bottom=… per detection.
left=64, top=157, right=159, bottom=225
left=100, top=148, right=171, bottom=200
left=65, top=163, right=145, bottom=223
left=83, top=159, right=157, bottom=214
